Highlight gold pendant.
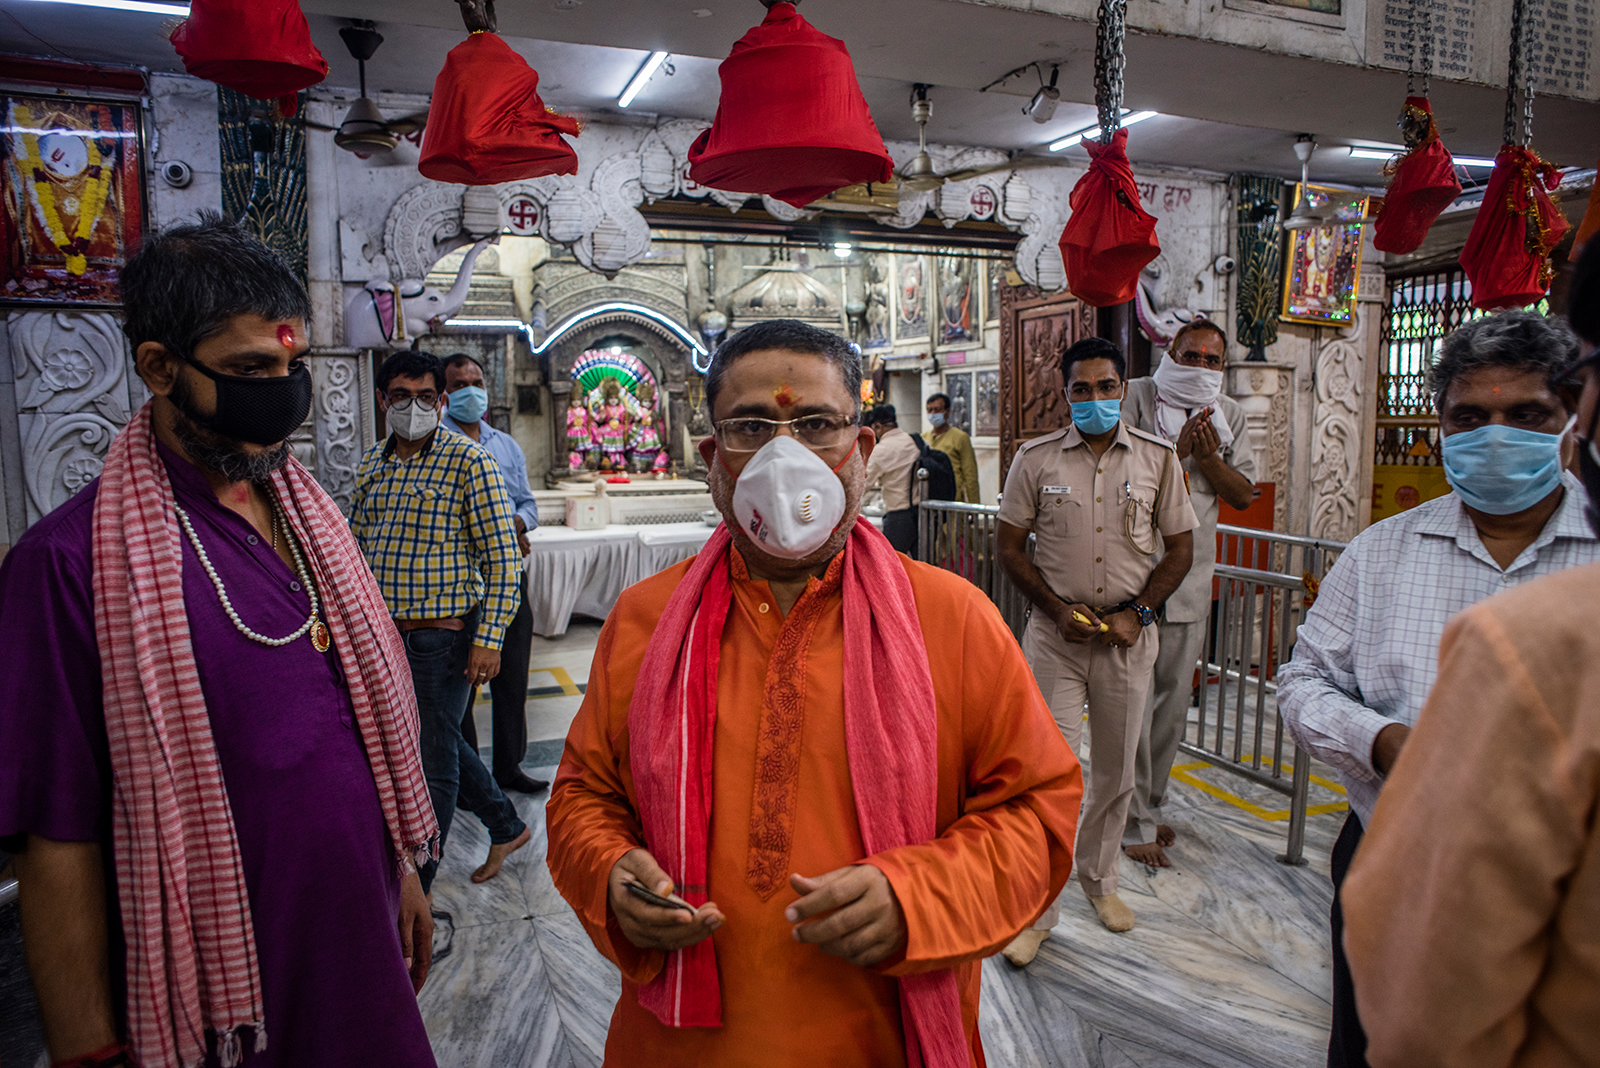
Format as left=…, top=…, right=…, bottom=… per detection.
left=310, top=620, right=331, bottom=653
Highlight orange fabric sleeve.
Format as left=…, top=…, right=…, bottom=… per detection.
left=546, top=609, right=666, bottom=986
left=1343, top=599, right=1595, bottom=1067
left=869, top=580, right=1084, bottom=975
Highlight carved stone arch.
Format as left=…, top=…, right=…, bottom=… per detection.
left=384, top=180, right=468, bottom=283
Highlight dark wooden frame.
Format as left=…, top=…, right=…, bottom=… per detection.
left=998, top=283, right=1094, bottom=479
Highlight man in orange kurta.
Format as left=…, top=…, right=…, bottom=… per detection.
left=547, top=319, right=1083, bottom=1067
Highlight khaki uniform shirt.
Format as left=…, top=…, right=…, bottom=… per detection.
left=1122, top=379, right=1256, bottom=622
left=864, top=427, right=922, bottom=512
left=929, top=426, right=981, bottom=504
left=998, top=422, right=1198, bottom=610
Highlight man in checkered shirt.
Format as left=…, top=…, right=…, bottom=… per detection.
left=352, top=350, right=529, bottom=898
left=1279, top=309, right=1600, bottom=1068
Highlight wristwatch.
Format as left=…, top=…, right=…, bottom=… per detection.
left=1109, top=600, right=1157, bottom=626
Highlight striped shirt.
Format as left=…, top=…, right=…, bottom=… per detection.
left=350, top=429, right=521, bottom=649
left=1279, top=473, right=1600, bottom=825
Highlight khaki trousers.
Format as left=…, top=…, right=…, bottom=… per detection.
left=1125, top=618, right=1205, bottom=847
left=1021, top=613, right=1157, bottom=922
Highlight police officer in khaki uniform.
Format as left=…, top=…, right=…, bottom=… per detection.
left=996, top=337, right=1196, bottom=953
left=1121, top=321, right=1256, bottom=868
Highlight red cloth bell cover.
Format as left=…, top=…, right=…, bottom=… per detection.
left=1372, top=98, right=1462, bottom=255
left=1058, top=129, right=1161, bottom=308
left=1459, top=144, right=1570, bottom=311
left=687, top=2, right=893, bottom=208
left=170, top=0, right=327, bottom=110
left=418, top=33, right=580, bottom=186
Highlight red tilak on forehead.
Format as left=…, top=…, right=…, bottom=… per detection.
left=774, top=385, right=798, bottom=408
left=278, top=325, right=297, bottom=347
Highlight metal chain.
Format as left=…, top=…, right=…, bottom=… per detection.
left=1093, top=0, right=1127, bottom=144
left=1420, top=4, right=1432, bottom=98
left=1505, top=0, right=1531, bottom=146
left=1406, top=0, right=1418, bottom=97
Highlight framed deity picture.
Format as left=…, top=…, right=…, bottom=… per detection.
left=893, top=254, right=930, bottom=344
left=975, top=369, right=1000, bottom=437
left=2, top=94, right=146, bottom=306
left=1280, top=184, right=1368, bottom=327
left=986, top=258, right=1004, bottom=324
left=945, top=372, right=972, bottom=434
left=937, top=254, right=980, bottom=348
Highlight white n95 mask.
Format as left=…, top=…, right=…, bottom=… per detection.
left=387, top=397, right=441, bottom=441
left=730, top=434, right=849, bottom=560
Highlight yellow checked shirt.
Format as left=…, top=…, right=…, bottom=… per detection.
left=350, top=428, right=521, bottom=649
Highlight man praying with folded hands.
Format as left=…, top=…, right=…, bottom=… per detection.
left=546, top=319, right=1083, bottom=1068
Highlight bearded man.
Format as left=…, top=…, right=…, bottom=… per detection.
left=546, top=319, right=1083, bottom=1067
left=0, top=218, right=440, bottom=1068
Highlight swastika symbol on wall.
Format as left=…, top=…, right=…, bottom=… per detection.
left=970, top=187, right=997, bottom=220
left=507, top=197, right=540, bottom=234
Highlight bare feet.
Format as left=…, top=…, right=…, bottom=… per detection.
left=1124, top=841, right=1170, bottom=867
left=1157, top=823, right=1176, bottom=847
left=472, top=825, right=532, bottom=883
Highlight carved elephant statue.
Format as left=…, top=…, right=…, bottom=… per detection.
left=343, top=236, right=494, bottom=350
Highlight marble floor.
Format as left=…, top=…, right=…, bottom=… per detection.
left=426, top=626, right=1349, bottom=1068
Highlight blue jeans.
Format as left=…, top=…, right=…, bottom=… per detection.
left=403, top=609, right=527, bottom=894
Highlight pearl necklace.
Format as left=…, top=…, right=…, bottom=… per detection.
left=175, top=499, right=331, bottom=652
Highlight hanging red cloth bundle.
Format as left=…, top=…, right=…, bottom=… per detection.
left=419, top=32, right=580, bottom=185
left=169, top=0, right=327, bottom=116
left=1058, top=128, right=1160, bottom=307
left=687, top=2, right=893, bottom=208
left=1372, top=98, right=1462, bottom=255
left=1459, top=144, right=1569, bottom=310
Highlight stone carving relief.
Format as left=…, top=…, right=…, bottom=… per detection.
left=311, top=355, right=361, bottom=512
left=7, top=311, right=133, bottom=523
left=1267, top=370, right=1293, bottom=532
left=1309, top=310, right=1367, bottom=542
left=357, top=121, right=1054, bottom=295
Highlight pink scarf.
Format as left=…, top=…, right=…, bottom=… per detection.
left=90, top=404, right=438, bottom=1068
left=627, top=520, right=967, bottom=1068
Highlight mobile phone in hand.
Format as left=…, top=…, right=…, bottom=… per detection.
left=624, top=879, right=697, bottom=916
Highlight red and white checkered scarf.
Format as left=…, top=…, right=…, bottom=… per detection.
left=90, top=404, right=438, bottom=1068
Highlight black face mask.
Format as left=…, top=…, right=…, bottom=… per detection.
left=1579, top=431, right=1600, bottom=539
left=179, top=356, right=313, bottom=446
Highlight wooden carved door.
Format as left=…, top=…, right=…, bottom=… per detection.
left=998, top=285, right=1096, bottom=479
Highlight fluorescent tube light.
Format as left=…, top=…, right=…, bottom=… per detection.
left=1348, top=146, right=1497, bottom=168
left=618, top=51, right=669, bottom=109
left=15, top=0, right=189, bottom=14
left=1048, top=110, right=1157, bottom=152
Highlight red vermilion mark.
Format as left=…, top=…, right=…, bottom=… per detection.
left=773, top=385, right=799, bottom=408
left=278, top=325, right=297, bottom=347
left=1492, top=386, right=1502, bottom=394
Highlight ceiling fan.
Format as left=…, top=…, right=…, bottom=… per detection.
left=897, top=84, right=1070, bottom=193
left=303, top=22, right=430, bottom=158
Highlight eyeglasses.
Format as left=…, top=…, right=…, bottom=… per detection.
left=713, top=414, right=858, bottom=453
left=1173, top=350, right=1225, bottom=370
left=386, top=390, right=438, bottom=407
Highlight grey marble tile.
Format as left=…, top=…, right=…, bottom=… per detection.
left=429, top=796, right=540, bottom=930
left=418, top=918, right=558, bottom=1068
left=533, top=910, right=619, bottom=1066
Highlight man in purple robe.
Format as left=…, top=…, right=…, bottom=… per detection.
left=0, top=218, right=439, bottom=1068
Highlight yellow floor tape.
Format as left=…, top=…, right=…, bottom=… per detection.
left=1168, top=757, right=1349, bottom=822
left=474, top=665, right=584, bottom=704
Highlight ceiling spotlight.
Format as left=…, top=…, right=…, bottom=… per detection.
left=1282, top=136, right=1332, bottom=231
left=1048, top=110, right=1157, bottom=151
left=1346, top=146, right=1496, bottom=168
left=1026, top=65, right=1061, bottom=125
left=618, top=51, right=669, bottom=109
left=833, top=242, right=854, bottom=259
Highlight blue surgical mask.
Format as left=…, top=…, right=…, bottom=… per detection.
left=1441, top=423, right=1566, bottom=515
left=447, top=385, right=489, bottom=423
left=928, top=411, right=946, bottom=428
left=1071, top=399, right=1123, bottom=436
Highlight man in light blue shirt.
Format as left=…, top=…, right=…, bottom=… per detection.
left=442, top=353, right=545, bottom=795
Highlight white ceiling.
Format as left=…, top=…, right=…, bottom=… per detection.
left=4, top=0, right=1599, bottom=185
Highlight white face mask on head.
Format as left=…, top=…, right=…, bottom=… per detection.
left=730, top=434, right=850, bottom=560
left=387, top=397, right=441, bottom=441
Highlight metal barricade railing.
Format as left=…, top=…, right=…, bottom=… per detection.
left=918, top=501, right=1031, bottom=640
left=919, top=503, right=1348, bottom=867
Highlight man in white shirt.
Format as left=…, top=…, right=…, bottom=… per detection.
left=1278, top=309, right=1600, bottom=1068
left=1120, top=321, right=1256, bottom=866
left=864, top=404, right=923, bottom=554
